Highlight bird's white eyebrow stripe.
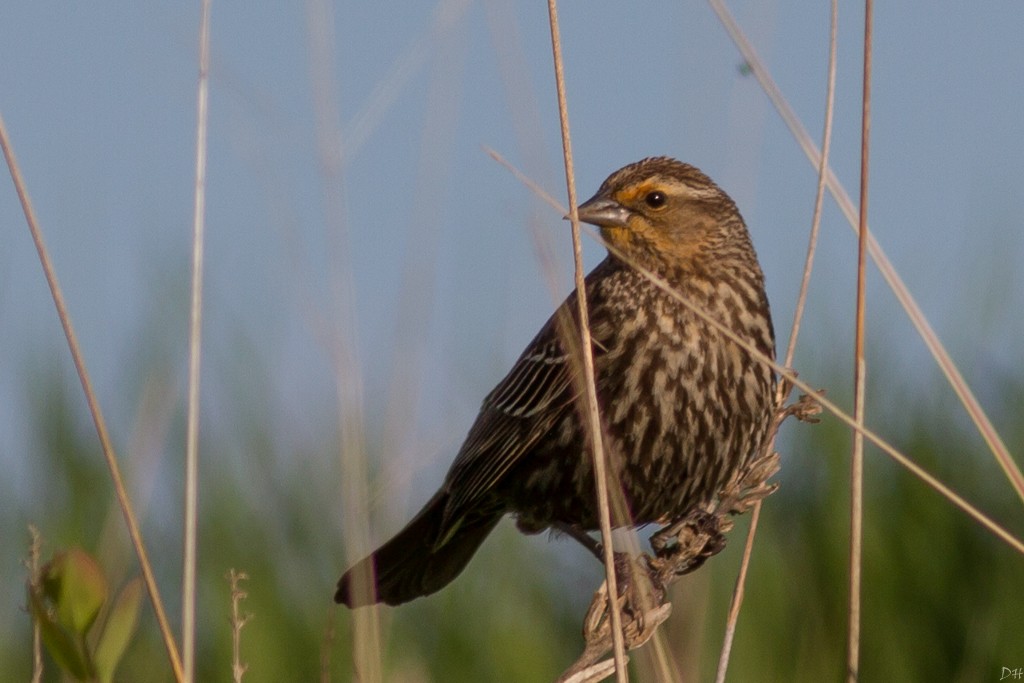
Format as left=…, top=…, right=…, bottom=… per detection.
left=684, top=185, right=721, bottom=200
left=656, top=177, right=720, bottom=201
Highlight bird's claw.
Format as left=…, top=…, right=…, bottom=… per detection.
left=609, top=552, right=665, bottom=635
left=647, top=510, right=727, bottom=582
left=571, top=556, right=671, bottom=677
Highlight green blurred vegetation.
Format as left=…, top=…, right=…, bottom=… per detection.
left=4, top=365, right=1022, bottom=682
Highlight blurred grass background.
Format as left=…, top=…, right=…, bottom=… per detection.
left=4, top=357, right=1022, bottom=680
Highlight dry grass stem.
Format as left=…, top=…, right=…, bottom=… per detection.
left=0, top=113, right=185, bottom=682
left=708, top=0, right=1024, bottom=506
left=183, top=1, right=212, bottom=679
left=320, top=607, right=337, bottom=683
left=848, top=2, right=874, bottom=678
left=305, top=0, right=382, bottom=677
left=26, top=524, right=44, bottom=683
left=716, top=2, right=839, bottom=679
left=783, top=0, right=839, bottom=371
left=226, top=570, right=252, bottom=683
left=485, top=146, right=563, bottom=209
left=342, top=0, right=471, bottom=161
left=544, top=2, right=629, bottom=679
left=379, top=9, right=467, bottom=518
left=486, top=149, right=1024, bottom=556
left=714, top=499, right=760, bottom=683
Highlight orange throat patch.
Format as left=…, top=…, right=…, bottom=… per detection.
left=600, top=225, right=634, bottom=253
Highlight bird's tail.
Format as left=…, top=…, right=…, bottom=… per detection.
left=335, top=490, right=502, bottom=607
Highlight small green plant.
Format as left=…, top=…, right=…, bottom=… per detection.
left=27, top=546, right=143, bottom=683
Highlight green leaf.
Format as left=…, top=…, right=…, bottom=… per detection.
left=27, top=581, right=92, bottom=679
left=94, top=577, right=143, bottom=683
left=42, top=547, right=109, bottom=636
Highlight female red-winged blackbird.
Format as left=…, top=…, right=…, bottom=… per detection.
left=337, top=157, right=776, bottom=607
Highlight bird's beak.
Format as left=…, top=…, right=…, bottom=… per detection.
left=566, top=194, right=631, bottom=228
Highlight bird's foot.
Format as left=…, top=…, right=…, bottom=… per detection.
left=774, top=373, right=823, bottom=427
left=610, top=551, right=666, bottom=634
left=647, top=509, right=727, bottom=583
left=567, top=551, right=670, bottom=680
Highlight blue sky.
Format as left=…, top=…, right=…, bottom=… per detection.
left=2, top=0, right=1022, bottom=574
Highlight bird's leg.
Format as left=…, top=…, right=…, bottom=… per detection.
left=553, top=522, right=604, bottom=561
left=554, top=523, right=665, bottom=630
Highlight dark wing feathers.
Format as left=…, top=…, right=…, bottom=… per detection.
left=441, top=320, right=581, bottom=525
left=438, top=259, right=623, bottom=532
left=486, top=340, right=570, bottom=417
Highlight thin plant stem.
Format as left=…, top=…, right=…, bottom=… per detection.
left=28, top=524, right=43, bottom=683
left=784, top=3, right=838, bottom=369
left=486, top=148, right=1024, bottom=559
left=0, top=114, right=185, bottom=681
left=849, top=2, right=874, bottom=679
left=342, top=0, right=472, bottom=161
left=305, top=0, right=382, bottom=678
left=226, top=569, right=251, bottom=683
left=715, top=2, right=838, bottom=679
left=715, top=502, right=760, bottom=683
left=320, top=604, right=337, bottom=683
left=379, top=10, right=467, bottom=517
left=707, top=0, right=1024, bottom=507
left=484, top=146, right=561, bottom=208
left=544, top=2, right=628, bottom=680
left=183, top=1, right=212, bottom=679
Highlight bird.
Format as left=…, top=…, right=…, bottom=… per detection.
left=336, top=157, right=776, bottom=607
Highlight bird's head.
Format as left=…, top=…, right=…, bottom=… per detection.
left=573, top=157, right=752, bottom=274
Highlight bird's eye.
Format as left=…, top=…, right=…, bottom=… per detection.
left=644, top=191, right=667, bottom=209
